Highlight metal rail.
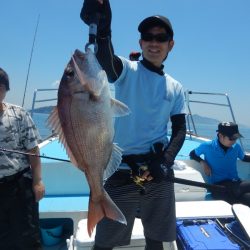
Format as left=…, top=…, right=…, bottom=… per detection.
left=185, top=90, right=244, bottom=150
left=30, top=88, right=245, bottom=150
left=30, top=88, right=58, bottom=117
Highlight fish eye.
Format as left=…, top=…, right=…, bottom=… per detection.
left=65, top=67, right=74, bottom=77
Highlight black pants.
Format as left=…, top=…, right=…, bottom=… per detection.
left=211, top=180, right=250, bottom=206
left=0, top=176, right=42, bottom=250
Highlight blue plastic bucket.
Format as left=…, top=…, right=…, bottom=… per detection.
left=40, top=221, right=63, bottom=246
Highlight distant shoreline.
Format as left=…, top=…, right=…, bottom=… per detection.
left=31, top=106, right=250, bottom=129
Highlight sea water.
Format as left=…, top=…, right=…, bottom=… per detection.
left=32, top=113, right=250, bottom=152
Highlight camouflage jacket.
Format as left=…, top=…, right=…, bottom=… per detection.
left=0, top=102, right=41, bottom=178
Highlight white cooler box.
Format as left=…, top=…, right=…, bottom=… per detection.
left=67, top=218, right=176, bottom=250
left=174, top=163, right=206, bottom=201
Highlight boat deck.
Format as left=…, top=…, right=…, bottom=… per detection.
left=39, top=136, right=208, bottom=249
left=41, top=201, right=234, bottom=250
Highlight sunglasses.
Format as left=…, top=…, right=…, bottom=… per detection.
left=224, top=135, right=237, bottom=141
left=141, top=33, right=170, bottom=43
left=228, top=137, right=237, bottom=141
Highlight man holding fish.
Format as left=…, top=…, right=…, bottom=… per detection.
left=79, top=0, right=186, bottom=249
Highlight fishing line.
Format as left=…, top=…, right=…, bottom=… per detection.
left=0, top=147, right=70, bottom=163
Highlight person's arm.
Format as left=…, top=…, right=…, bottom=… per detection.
left=236, top=144, right=250, bottom=162
left=163, top=114, right=186, bottom=166
left=147, top=114, right=186, bottom=182
left=28, top=146, right=45, bottom=202
left=242, top=154, right=250, bottom=162
left=96, top=37, right=123, bottom=82
left=80, top=0, right=123, bottom=82
left=189, top=149, right=211, bottom=176
left=189, top=149, right=203, bottom=162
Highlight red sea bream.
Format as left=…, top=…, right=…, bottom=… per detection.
left=48, top=49, right=129, bottom=236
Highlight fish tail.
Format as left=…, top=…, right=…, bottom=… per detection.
left=87, top=191, right=127, bottom=236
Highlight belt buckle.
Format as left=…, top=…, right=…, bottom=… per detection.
left=138, top=165, right=148, bottom=177
left=132, top=164, right=148, bottom=187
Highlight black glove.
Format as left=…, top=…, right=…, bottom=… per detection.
left=148, top=157, right=174, bottom=182
left=122, top=155, right=143, bottom=177
left=148, top=143, right=174, bottom=182
left=80, top=0, right=112, bottom=38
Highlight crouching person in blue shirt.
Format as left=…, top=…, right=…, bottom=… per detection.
left=190, top=122, right=250, bottom=206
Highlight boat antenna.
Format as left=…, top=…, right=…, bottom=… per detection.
left=22, top=14, right=40, bottom=107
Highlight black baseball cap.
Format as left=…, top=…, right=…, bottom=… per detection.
left=138, top=15, right=174, bottom=39
left=217, top=122, right=243, bottom=140
left=0, top=67, right=10, bottom=91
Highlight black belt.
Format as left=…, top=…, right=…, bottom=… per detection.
left=122, top=152, right=152, bottom=164
left=122, top=153, right=152, bottom=175
left=0, top=167, right=30, bottom=185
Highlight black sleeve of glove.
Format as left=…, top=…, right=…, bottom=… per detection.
left=147, top=114, right=185, bottom=182
left=80, top=0, right=112, bottom=38
left=163, top=114, right=186, bottom=166
left=242, top=154, right=250, bottom=162
left=80, top=0, right=100, bottom=24
left=80, top=0, right=122, bottom=82
left=96, top=37, right=123, bottom=82
left=189, top=149, right=203, bottom=162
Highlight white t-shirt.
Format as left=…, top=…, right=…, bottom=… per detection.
left=113, top=58, right=186, bottom=155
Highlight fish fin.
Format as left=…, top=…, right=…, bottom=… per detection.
left=87, top=191, right=127, bottom=237
left=47, top=107, right=79, bottom=167
left=103, top=143, right=123, bottom=180
left=47, top=107, right=62, bottom=135
left=110, top=98, right=130, bottom=117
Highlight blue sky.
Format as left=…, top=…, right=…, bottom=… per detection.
left=1, top=0, right=250, bottom=126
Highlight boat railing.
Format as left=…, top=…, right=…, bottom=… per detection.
left=30, top=88, right=58, bottom=117
left=185, top=90, right=244, bottom=150
left=30, top=88, right=245, bottom=151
